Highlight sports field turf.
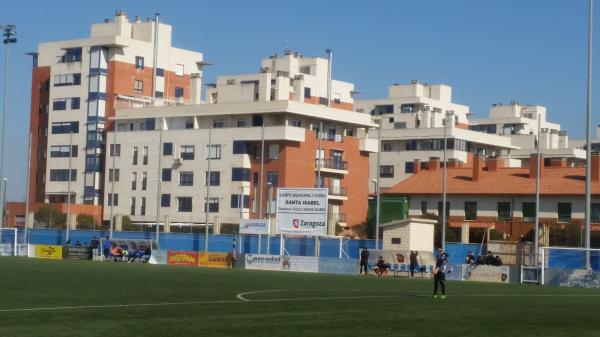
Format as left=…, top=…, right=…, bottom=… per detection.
left=0, top=257, right=598, bottom=337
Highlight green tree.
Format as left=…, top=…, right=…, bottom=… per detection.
left=76, top=214, right=96, bottom=229
left=34, top=205, right=66, bottom=228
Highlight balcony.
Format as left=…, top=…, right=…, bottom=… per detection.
left=327, top=186, right=348, bottom=201
left=315, top=159, right=348, bottom=174
left=359, top=138, right=378, bottom=153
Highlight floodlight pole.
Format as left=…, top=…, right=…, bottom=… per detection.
left=584, top=0, right=593, bottom=270
left=0, top=24, right=17, bottom=231
left=205, top=126, right=212, bottom=253
left=535, top=113, right=541, bottom=277
left=442, top=113, right=449, bottom=251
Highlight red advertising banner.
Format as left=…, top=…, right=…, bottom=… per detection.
left=167, top=251, right=200, bottom=266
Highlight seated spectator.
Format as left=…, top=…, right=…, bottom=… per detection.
left=74, top=240, right=82, bottom=247
left=110, top=244, right=123, bottom=261
left=485, top=251, right=495, bottom=265
left=374, top=256, right=389, bottom=276
left=465, top=251, right=475, bottom=265
left=103, top=237, right=111, bottom=259
left=493, top=255, right=503, bottom=266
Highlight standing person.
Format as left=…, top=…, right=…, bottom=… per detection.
left=359, top=248, right=370, bottom=275
left=409, top=251, right=419, bottom=277
left=432, top=249, right=449, bottom=299
left=102, top=236, right=111, bottom=259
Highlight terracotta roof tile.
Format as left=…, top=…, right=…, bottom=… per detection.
left=384, top=167, right=596, bottom=196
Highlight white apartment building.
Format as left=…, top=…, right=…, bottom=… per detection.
left=469, top=102, right=585, bottom=166
left=29, top=11, right=204, bottom=222
left=104, top=52, right=376, bottom=233
left=355, top=81, right=517, bottom=190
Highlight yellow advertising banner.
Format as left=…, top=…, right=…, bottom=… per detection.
left=198, top=252, right=232, bottom=268
left=34, top=245, right=63, bottom=259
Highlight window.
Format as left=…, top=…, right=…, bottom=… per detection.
left=465, top=202, right=477, bottom=220
left=51, top=121, right=79, bottom=134
left=156, top=68, right=165, bottom=77
left=213, top=119, right=224, bottom=128
left=205, top=171, right=220, bottom=186
left=161, top=194, right=171, bottom=207
left=175, top=64, right=184, bottom=76
left=108, top=169, right=120, bottom=182
left=267, top=171, right=279, bottom=186
left=252, top=115, right=263, bottom=127
left=291, top=120, right=302, bottom=127
left=557, top=203, right=572, bottom=223
left=437, top=201, right=450, bottom=218
left=300, top=66, right=311, bottom=75
left=162, top=168, right=172, bottom=182
left=206, top=144, right=221, bottom=159
left=130, top=197, right=136, bottom=215
left=253, top=172, right=259, bottom=186
left=52, top=99, right=67, bottom=111
left=163, top=143, right=173, bottom=156
left=592, top=203, right=600, bottom=223
left=49, top=169, right=76, bottom=181
left=155, top=91, right=164, bottom=98
left=232, top=141, right=249, bottom=154
left=394, top=122, right=407, bottom=129
left=131, top=172, right=137, bottom=190
left=497, top=202, right=512, bottom=221
left=50, top=145, right=77, bottom=158
left=181, top=145, right=195, bottom=160
left=391, top=238, right=401, bottom=244
left=180, top=172, right=194, bottom=186
left=268, top=144, right=280, bottom=160
left=231, top=194, right=250, bottom=208
left=134, top=80, right=143, bottom=93
left=304, top=87, right=311, bottom=98
left=132, top=146, right=138, bottom=165
left=522, top=202, right=536, bottom=222
left=204, top=197, right=219, bottom=213
left=143, top=146, right=148, bottom=165
left=232, top=168, right=251, bottom=181
left=135, top=56, right=144, bottom=69
left=175, top=87, right=184, bottom=98
left=142, top=172, right=147, bottom=190
left=71, top=97, right=80, bottom=109
left=178, top=197, right=193, bottom=212
left=237, top=119, right=247, bottom=127
left=405, top=162, right=414, bottom=173
left=61, top=48, right=82, bottom=63
left=421, top=201, right=427, bottom=215
left=253, top=145, right=262, bottom=160
left=110, top=144, right=121, bottom=157
left=380, top=165, right=394, bottom=178
left=141, top=197, right=146, bottom=216
left=107, top=193, right=119, bottom=206
left=53, top=73, right=81, bottom=86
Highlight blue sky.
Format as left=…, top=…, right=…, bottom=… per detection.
left=0, top=0, right=597, bottom=201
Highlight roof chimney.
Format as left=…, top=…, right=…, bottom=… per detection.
left=486, top=157, right=505, bottom=172
left=134, top=16, right=141, bottom=23
left=428, top=157, right=441, bottom=171
left=413, top=159, right=421, bottom=174
left=592, top=154, right=600, bottom=182
left=472, top=154, right=484, bottom=181
left=529, top=153, right=544, bottom=179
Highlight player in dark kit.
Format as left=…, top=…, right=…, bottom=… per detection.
left=432, top=249, right=448, bottom=299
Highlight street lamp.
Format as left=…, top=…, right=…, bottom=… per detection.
left=0, top=24, right=17, bottom=230
left=441, top=111, right=453, bottom=251
left=2, top=178, right=6, bottom=227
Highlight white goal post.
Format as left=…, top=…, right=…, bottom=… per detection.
left=0, top=228, right=18, bottom=257
left=540, top=246, right=600, bottom=286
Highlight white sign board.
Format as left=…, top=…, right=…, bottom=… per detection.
left=276, top=188, right=328, bottom=236
left=239, top=219, right=270, bottom=235
left=282, top=256, right=319, bottom=273
left=245, top=254, right=282, bottom=271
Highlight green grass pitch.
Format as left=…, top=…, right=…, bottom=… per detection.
left=0, top=257, right=598, bottom=337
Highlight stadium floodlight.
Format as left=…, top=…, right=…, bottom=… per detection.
left=0, top=24, right=17, bottom=231
left=584, top=0, right=593, bottom=270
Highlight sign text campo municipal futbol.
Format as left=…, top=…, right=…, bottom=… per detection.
left=276, top=188, right=328, bottom=236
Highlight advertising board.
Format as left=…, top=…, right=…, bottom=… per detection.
left=245, top=254, right=283, bottom=271
left=167, top=251, right=200, bottom=266
left=63, top=246, right=92, bottom=260
left=463, top=265, right=510, bottom=283
left=239, top=219, right=270, bottom=235
left=318, top=258, right=358, bottom=275
left=199, top=252, right=232, bottom=268
left=276, top=188, right=328, bottom=236
left=34, top=245, right=63, bottom=259
left=281, top=256, right=319, bottom=273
